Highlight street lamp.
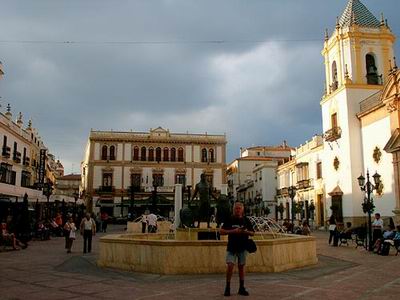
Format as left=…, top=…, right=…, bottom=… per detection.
left=288, top=186, right=297, bottom=229
left=129, top=175, right=141, bottom=221
left=152, top=175, right=164, bottom=212
left=357, top=170, right=381, bottom=251
left=43, top=181, right=53, bottom=219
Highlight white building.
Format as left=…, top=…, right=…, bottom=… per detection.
left=320, top=0, right=396, bottom=225
left=227, top=144, right=293, bottom=216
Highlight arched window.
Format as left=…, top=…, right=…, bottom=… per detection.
left=156, top=147, right=162, bottom=162
left=109, top=145, right=116, bottom=160
left=201, top=148, right=208, bottom=162
left=148, top=147, right=154, bottom=161
left=170, top=148, right=176, bottom=162
left=133, top=146, right=139, bottom=161
left=331, top=61, right=338, bottom=91
left=209, top=148, right=214, bottom=163
left=163, top=147, right=169, bottom=161
left=366, top=53, right=379, bottom=84
left=141, top=147, right=146, bottom=161
left=101, top=145, right=108, bottom=160
left=178, top=147, right=184, bottom=162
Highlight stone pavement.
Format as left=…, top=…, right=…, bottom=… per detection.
left=1, top=226, right=400, bottom=300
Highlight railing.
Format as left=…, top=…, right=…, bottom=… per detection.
left=324, top=126, right=342, bottom=142
left=277, top=187, right=288, bottom=197
left=296, top=179, right=313, bottom=190
left=23, top=157, right=30, bottom=166
left=95, top=186, right=115, bottom=194
left=366, top=74, right=383, bottom=85
left=13, top=151, right=21, bottom=163
left=2, top=146, right=11, bottom=158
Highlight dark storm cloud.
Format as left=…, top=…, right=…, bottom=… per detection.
left=0, top=0, right=399, bottom=171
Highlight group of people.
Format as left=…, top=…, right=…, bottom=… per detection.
left=95, top=211, right=109, bottom=233
left=140, top=212, right=158, bottom=233
left=282, top=219, right=311, bottom=236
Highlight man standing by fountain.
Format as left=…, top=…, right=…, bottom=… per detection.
left=220, top=201, right=254, bottom=296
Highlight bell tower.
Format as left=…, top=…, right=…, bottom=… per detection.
left=322, top=0, right=395, bottom=93
left=320, top=0, right=396, bottom=225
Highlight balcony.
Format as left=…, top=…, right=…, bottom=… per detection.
left=23, top=157, right=30, bottom=166
left=95, top=186, right=115, bottom=194
left=2, top=146, right=11, bottom=158
left=324, top=126, right=342, bottom=142
left=296, top=179, right=313, bottom=190
left=278, top=187, right=288, bottom=197
left=13, top=151, right=21, bottom=163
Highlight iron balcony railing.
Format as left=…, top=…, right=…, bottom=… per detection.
left=324, top=126, right=342, bottom=142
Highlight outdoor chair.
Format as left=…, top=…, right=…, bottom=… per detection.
left=339, top=231, right=352, bottom=246
left=353, top=227, right=367, bottom=249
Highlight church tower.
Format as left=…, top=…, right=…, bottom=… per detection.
left=320, top=0, right=396, bottom=224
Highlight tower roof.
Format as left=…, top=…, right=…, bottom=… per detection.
left=339, top=0, right=380, bottom=28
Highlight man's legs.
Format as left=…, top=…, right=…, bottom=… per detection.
left=87, top=231, right=93, bottom=253
left=238, top=264, right=249, bottom=296
left=83, top=231, right=88, bottom=253
left=224, top=262, right=234, bottom=296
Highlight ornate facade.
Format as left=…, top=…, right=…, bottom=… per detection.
left=81, top=127, right=227, bottom=216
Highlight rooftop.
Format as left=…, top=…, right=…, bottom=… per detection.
left=338, top=0, right=381, bottom=28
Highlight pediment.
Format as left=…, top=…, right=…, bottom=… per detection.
left=384, top=128, right=400, bottom=153
left=328, top=185, right=343, bottom=197
left=381, top=70, right=400, bottom=111
left=150, top=127, right=170, bottom=138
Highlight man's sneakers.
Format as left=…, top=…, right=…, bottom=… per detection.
left=238, top=287, right=250, bottom=296
left=224, top=286, right=231, bottom=296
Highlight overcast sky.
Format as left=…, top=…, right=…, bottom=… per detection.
left=0, top=0, right=399, bottom=173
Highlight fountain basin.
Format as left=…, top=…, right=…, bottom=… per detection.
left=98, top=231, right=317, bottom=274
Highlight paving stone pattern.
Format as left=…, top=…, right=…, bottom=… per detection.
left=1, top=226, right=400, bottom=299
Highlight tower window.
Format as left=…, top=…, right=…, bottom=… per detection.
left=163, top=147, right=169, bottom=161
left=209, top=148, right=215, bottom=163
left=201, top=148, right=208, bottom=162
left=366, top=54, right=381, bottom=85
left=331, top=61, right=338, bottom=91
left=148, top=148, right=154, bottom=161
left=101, top=145, right=108, bottom=160
left=170, top=148, right=176, bottom=162
left=178, top=148, right=184, bottom=162
left=141, top=147, right=146, bottom=161
left=133, top=146, right=139, bottom=161
left=109, top=146, right=116, bottom=160
left=155, top=147, right=162, bottom=162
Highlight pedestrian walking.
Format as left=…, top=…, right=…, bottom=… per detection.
left=101, top=211, right=109, bottom=233
left=328, top=215, right=337, bottom=246
left=220, top=201, right=254, bottom=297
left=80, top=213, right=96, bottom=254
left=64, top=216, right=77, bottom=253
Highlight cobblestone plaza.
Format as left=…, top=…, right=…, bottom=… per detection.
left=1, top=225, right=400, bottom=299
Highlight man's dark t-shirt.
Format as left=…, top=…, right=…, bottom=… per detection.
left=222, top=216, right=254, bottom=253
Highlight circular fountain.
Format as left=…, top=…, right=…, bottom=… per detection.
left=98, top=216, right=317, bottom=274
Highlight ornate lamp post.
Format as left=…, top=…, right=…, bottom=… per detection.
left=43, top=181, right=53, bottom=219
left=152, top=175, right=164, bottom=212
left=288, top=186, right=297, bottom=228
left=357, top=170, right=381, bottom=251
left=129, top=175, right=141, bottom=221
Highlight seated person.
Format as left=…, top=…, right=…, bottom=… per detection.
left=339, top=222, right=353, bottom=240
left=301, top=221, right=311, bottom=236
left=1, top=222, right=19, bottom=250
left=374, top=224, right=395, bottom=254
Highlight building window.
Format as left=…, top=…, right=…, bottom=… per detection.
left=156, top=147, right=162, bottom=162
left=101, top=145, right=108, bottom=160
left=366, top=53, right=381, bottom=85
left=102, top=173, right=113, bottom=187
left=175, top=174, right=186, bottom=185
left=148, top=148, right=154, bottom=161
left=331, top=113, right=338, bottom=129
left=201, top=148, right=208, bottom=162
left=209, top=149, right=215, bottom=163
left=178, top=147, right=184, bottom=162
left=130, top=173, right=141, bottom=190
left=133, top=146, right=139, bottom=161
left=316, top=162, right=322, bottom=179
left=141, top=147, right=146, bottom=161
left=331, top=61, right=338, bottom=91
left=0, top=163, right=16, bottom=185
left=109, top=145, right=116, bottom=160
left=171, top=148, right=176, bottom=162
left=21, top=171, right=31, bottom=187
left=153, top=174, right=164, bottom=187
left=163, top=147, right=169, bottom=161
